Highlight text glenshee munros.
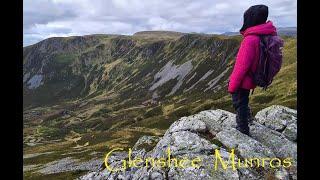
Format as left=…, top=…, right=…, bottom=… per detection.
left=105, top=147, right=293, bottom=172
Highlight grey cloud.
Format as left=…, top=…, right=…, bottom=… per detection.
left=23, top=0, right=78, bottom=29
left=23, top=0, right=297, bottom=46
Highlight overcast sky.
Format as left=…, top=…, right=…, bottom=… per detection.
left=23, top=0, right=297, bottom=46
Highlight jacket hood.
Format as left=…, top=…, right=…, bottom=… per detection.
left=240, top=5, right=269, bottom=32
left=241, top=21, right=277, bottom=37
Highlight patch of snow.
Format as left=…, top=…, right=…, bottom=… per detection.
left=149, top=60, right=193, bottom=95
left=27, top=74, right=43, bottom=89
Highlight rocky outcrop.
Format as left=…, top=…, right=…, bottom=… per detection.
left=255, top=105, right=297, bottom=141
left=79, top=105, right=297, bottom=180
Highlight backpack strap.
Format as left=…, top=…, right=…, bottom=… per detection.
left=248, top=35, right=265, bottom=78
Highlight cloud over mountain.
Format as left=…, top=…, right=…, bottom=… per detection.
left=23, top=0, right=297, bottom=46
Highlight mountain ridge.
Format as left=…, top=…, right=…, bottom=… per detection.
left=221, top=27, right=297, bottom=37
left=24, top=28, right=296, bottom=47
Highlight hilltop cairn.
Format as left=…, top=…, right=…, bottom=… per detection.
left=80, top=105, right=297, bottom=180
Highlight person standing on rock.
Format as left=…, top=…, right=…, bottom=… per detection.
left=228, top=5, right=280, bottom=135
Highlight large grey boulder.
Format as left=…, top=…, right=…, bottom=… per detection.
left=198, top=109, right=236, bottom=135
left=250, top=122, right=297, bottom=162
left=133, top=136, right=161, bottom=152
left=255, top=105, right=297, bottom=134
left=216, top=128, right=275, bottom=159
left=165, top=116, right=207, bottom=134
left=282, top=123, right=297, bottom=142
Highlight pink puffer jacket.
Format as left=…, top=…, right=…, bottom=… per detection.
left=228, top=21, right=277, bottom=93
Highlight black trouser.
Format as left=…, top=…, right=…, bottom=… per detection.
left=231, top=88, right=252, bottom=135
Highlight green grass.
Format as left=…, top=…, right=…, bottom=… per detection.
left=36, top=126, right=68, bottom=140
left=144, top=106, right=163, bottom=118
left=23, top=169, right=88, bottom=180
left=54, top=53, right=77, bottom=64
left=91, top=107, right=112, bottom=118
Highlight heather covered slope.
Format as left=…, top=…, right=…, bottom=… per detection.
left=23, top=32, right=239, bottom=109
left=23, top=32, right=296, bottom=179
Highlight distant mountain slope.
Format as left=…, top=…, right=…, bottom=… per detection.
left=133, top=30, right=185, bottom=38
left=221, top=27, right=297, bottom=37
left=277, top=27, right=297, bottom=37
left=23, top=33, right=241, bottom=109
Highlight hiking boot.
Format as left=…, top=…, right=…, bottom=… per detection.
left=236, top=125, right=250, bottom=136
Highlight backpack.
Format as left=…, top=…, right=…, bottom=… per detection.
left=251, top=35, right=284, bottom=91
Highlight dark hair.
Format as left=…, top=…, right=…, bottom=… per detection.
left=240, top=5, right=269, bottom=32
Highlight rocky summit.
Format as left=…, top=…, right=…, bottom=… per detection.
left=79, top=105, right=297, bottom=180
